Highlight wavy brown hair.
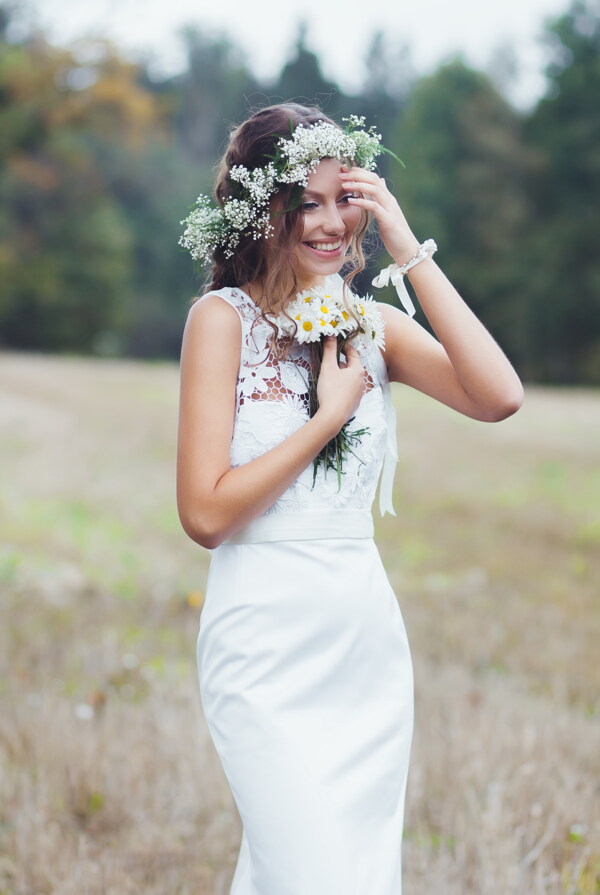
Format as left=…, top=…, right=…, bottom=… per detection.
left=202, top=102, right=372, bottom=317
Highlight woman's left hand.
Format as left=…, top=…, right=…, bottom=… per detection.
left=340, top=166, right=420, bottom=265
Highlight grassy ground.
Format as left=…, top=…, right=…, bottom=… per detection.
left=0, top=351, right=598, bottom=895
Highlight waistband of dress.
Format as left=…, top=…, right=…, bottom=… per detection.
left=223, top=509, right=374, bottom=545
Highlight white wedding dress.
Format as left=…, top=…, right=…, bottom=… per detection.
left=196, top=277, right=414, bottom=894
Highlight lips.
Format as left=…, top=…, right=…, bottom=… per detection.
left=303, top=238, right=345, bottom=258
left=306, top=239, right=343, bottom=251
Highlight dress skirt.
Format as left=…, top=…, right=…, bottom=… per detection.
left=197, top=536, right=414, bottom=895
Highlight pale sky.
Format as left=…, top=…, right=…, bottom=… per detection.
left=22, top=0, right=570, bottom=108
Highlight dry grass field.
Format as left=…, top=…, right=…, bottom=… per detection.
left=0, top=351, right=598, bottom=895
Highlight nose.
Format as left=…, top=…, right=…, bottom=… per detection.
left=321, top=201, right=344, bottom=234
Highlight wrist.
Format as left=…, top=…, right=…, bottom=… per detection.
left=372, top=239, right=438, bottom=318
left=392, top=240, right=421, bottom=267
left=311, top=406, right=344, bottom=442
left=406, top=255, right=435, bottom=281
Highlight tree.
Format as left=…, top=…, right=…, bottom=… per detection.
left=524, top=0, right=600, bottom=382
left=172, top=27, right=260, bottom=165
left=0, top=34, right=133, bottom=350
left=0, top=21, right=197, bottom=355
left=273, top=21, right=340, bottom=110
left=388, top=59, right=532, bottom=369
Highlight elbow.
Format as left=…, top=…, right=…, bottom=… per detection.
left=178, top=506, right=228, bottom=550
left=481, top=384, right=525, bottom=422
left=194, top=528, right=227, bottom=550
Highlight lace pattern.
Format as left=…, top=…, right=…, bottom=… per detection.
left=202, top=284, right=388, bottom=515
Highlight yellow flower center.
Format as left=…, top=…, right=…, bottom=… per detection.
left=302, top=320, right=313, bottom=331
left=320, top=305, right=329, bottom=314
left=357, top=304, right=365, bottom=316
left=319, top=319, right=327, bottom=326
left=304, top=296, right=312, bottom=303
left=331, top=319, right=339, bottom=327
left=342, top=310, right=349, bottom=320
left=295, top=313, right=302, bottom=320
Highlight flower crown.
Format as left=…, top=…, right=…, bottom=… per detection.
left=179, top=115, right=397, bottom=265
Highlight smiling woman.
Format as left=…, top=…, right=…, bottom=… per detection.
left=178, top=106, right=376, bottom=316
left=176, top=101, right=523, bottom=895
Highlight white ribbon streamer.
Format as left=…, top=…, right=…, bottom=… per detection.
left=371, top=264, right=416, bottom=318
left=325, top=271, right=398, bottom=515
left=371, top=346, right=398, bottom=517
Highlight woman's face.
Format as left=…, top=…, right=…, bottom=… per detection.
left=292, top=157, right=363, bottom=289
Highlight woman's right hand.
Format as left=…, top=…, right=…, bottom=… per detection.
left=316, top=337, right=367, bottom=430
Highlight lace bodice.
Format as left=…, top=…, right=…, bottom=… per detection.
left=201, top=277, right=395, bottom=519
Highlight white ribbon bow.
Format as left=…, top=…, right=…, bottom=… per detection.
left=371, top=264, right=416, bottom=318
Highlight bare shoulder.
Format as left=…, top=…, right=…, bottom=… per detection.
left=179, top=293, right=243, bottom=399
left=184, top=293, right=241, bottom=338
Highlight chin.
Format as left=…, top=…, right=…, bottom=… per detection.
left=295, top=243, right=348, bottom=284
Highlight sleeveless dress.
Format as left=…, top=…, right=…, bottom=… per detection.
left=195, top=278, right=414, bottom=895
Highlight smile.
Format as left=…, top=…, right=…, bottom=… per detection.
left=304, top=239, right=344, bottom=253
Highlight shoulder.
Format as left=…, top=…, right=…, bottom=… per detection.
left=185, top=291, right=242, bottom=336
left=181, top=292, right=242, bottom=371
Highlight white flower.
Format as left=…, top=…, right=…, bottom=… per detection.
left=354, top=293, right=385, bottom=349
left=269, top=283, right=385, bottom=351
left=293, top=311, right=322, bottom=344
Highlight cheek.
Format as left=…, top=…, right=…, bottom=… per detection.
left=300, top=214, right=309, bottom=242
left=342, top=204, right=363, bottom=233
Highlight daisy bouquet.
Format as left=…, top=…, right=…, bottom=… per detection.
left=271, top=283, right=385, bottom=487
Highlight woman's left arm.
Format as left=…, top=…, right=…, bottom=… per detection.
left=342, top=167, right=525, bottom=422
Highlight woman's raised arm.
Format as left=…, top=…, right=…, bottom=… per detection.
left=341, top=166, right=524, bottom=421
left=176, top=296, right=366, bottom=549
left=378, top=259, right=524, bottom=421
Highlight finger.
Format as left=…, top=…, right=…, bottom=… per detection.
left=340, top=175, right=383, bottom=190
left=339, top=167, right=381, bottom=183
left=344, top=344, right=362, bottom=366
left=346, top=196, right=394, bottom=222
left=320, top=336, right=338, bottom=367
left=341, top=178, right=392, bottom=206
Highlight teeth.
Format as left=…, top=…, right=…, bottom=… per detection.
left=308, top=240, right=342, bottom=251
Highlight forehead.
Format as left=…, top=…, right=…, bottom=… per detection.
left=304, top=157, right=347, bottom=194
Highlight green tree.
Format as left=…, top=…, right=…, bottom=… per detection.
left=524, top=0, right=600, bottom=382
left=388, top=59, right=532, bottom=368
left=172, top=26, right=260, bottom=165
left=0, top=34, right=134, bottom=350
left=274, top=21, right=340, bottom=110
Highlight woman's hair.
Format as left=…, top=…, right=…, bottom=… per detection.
left=205, top=102, right=371, bottom=315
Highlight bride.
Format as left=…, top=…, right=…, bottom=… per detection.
left=176, top=102, right=523, bottom=894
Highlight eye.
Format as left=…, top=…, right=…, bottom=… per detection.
left=301, top=201, right=318, bottom=211
left=340, top=193, right=360, bottom=202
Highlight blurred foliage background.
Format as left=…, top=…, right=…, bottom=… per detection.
left=0, top=0, right=598, bottom=383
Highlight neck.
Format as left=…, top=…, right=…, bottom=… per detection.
left=241, top=274, right=331, bottom=310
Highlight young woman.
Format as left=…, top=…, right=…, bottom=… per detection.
left=177, top=102, right=523, bottom=894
